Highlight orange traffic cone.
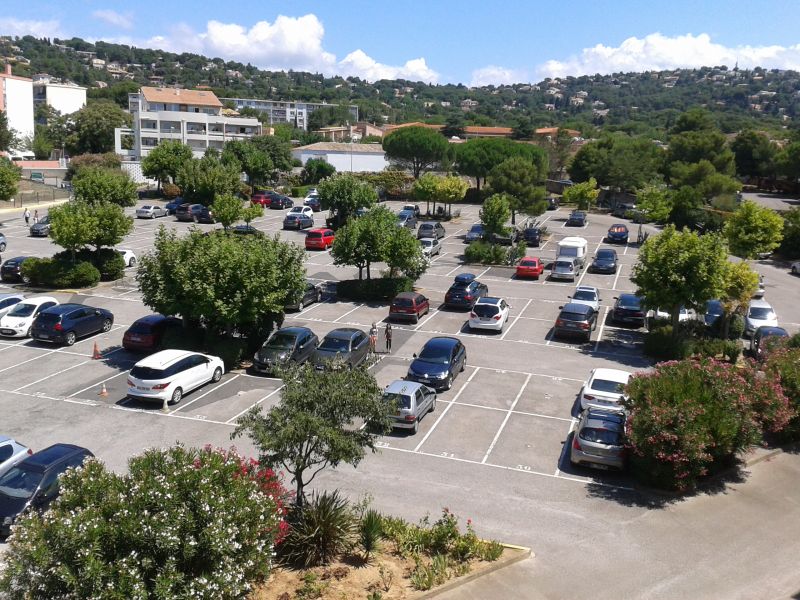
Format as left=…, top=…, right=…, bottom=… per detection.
left=98, top=383, right=108, bottom=397
left=92, top=342, right=102, bottom=360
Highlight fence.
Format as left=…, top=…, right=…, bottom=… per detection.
left=9, top=180, right=72, bottom=208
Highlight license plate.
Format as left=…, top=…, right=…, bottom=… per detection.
left=590, top=463, right=610, bottom=470
left=0, top=329, right=14, bottom=335
left=38, top=334, right=49, bottom=339
left=418, top=378, right=429, bottom=383
left=130, top=335, right=141, bottom=341
left=136, top=386, right=148, bottom=391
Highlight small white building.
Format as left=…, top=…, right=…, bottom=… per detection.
left=33, top=78, right=87, bottom=116
left=291, top=142, right=388, bottom=173
left=0, top=64, right=33, bottom=141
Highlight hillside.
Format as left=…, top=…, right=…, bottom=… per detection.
left=3, top=35, right=800, bottom=137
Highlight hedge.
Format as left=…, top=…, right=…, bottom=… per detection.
left=54, top=249, right=125, bottom=282
left=290, top=184, right=315, bottom=198
left=464, top=241, right=523, bottom=265
left=160, top=326, right=246, bottom=371
left=21, top=258, right=100, bottom=289
left=336, top=277, right=413, bottom=301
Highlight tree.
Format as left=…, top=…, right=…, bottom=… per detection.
left=0, top=159, right=21, bottom=202
left=317, top=173, right=377, bottom=228
left=457, top=137, right=547, bottom=190
left=779, top=207, right=800, bottom=259
left=719, top=261, right=760, bottom=338
left=568, top=134, right=663, bottom=192
left=222, top=139, right=273, bottom=186
left=731, top=130, right=777, bottom=179
left=330, top=206, right=396, bottom=280
left=72, top=167, right=138, bottom=207
left=233, top=361, right=391, bottom=507
left=385, top=225, right=428, bottom=280
left=776, top=141, right=800, bottom=182
left=241, top=203, right=264, bottom=225
left=441, top=114, right=466, bottom=139
left=631, top=225, right=730, bottom=332
left=176, top=156, right=242, bottom=206
left=480, top=194, right=512, bottom=238
left=382, top=126, right=449, bottom=178
left=301, top=158, right=335, bottom=184
left=636, top=184, right=673, bottom=223
left=412, top=172, right=440, bottom=215
left=667, top=129, right=735, bottom=178
left=724, top=200, right=784, bottom=259
left=211, top=192, right=245, bottom=231
left=511, top=117, right=533, bottom=140
left=250, top=135, right=293, bottom=173
left=668, top=186, right=704, bottom=230
left=65, top=153, right=121, bottom=180
left=0, top=111, right=16, bottom=151
left=49, top=202, right=96, bottom=263
left=141, top=140, right=193, bottom=188
left=669, top=159, right=740, bottom=200
left=65, top=101, right=131, bottom=155
left=488, top=156, right=546, bottom=223
left=88, top=202, right=133, bottom=250
left=31, top=125, right=53, bottom=159
left=562, top=177, right=599, bottom=210
left=437, top=175, right=469, bottom=217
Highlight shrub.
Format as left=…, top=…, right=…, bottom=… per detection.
left=291, top=184, right=314, bottom=197
left=0, top=445, right=289, bottom=599
left=360, top=509, right=384, bottom=561
left=161, top=182, right=181, bottom=199
left=21, top=257, right=101, bottom=289
left=464, top=241, right=508, bottom=265
left=643, top=325, right=695, bottom=361
left=336, top=277, right=413, bottom=301
left=711, top=313, right=745, bottom=340
left=92, top=247, right=126, bottom=281
left=763, top=348, right=800, bottom=440
left=159, top=325, right=246, bottom=370
left=302, top=158, right=336, bottom=185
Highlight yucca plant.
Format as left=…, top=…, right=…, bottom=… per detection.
left=360, top=509, right=383, bottom=562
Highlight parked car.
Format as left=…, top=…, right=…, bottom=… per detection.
left=0, top=443, right=94, bottom=537
left=269, top=195, right=293, bottom=210
left=250, top=191, right=273, bottom=207
left=175, top=203, right=204, bottom=222
left=488, top=229, right=518, bottom=246
left=285, top=280, right=321, bottom=311
left=464, top=223, right=484, bottom=243
left=305, top=228, right=335, bottom=250
left=0, top=437, right=31, bottom=480
left=419, top=237, right=442, bottom=257
left=383, top=380, right=436, bottom=434
left=312, top=328, right=370, bottom=370
left=0, top=296, right=58, bottom=338
left=0, top=233, right=6, bottom=252
left=612, top=202, right=636, bottom=218
left=703, top=299, right=724, bottom=329
left=406, top=337, right=467, bottom=391
left=522, top=227, right=541, bottom=246
left=645, top=306, right=694, bottom=330
left=579, top=368, right=632, bottom=411
left=569, top=286, right=601, bottom=312
left=0, top=293, right=25, bottom=318
left=303, top=194, right=322, bottom=212
left=751, top=326, right=789, bottom=358
left=550, top=257, right=581, bottom=281
left=1, top=257, right=32, bottom=283
left=122, top=314, right=181, bottom=352
left=468, top=296, right=510, bottom=333
left=570, top=409, right=626, bottom=471
left=117, top=249, right=137, bottom=268
left=590, top=248, right=618, bottom=274
left=283, top=211, right=314, bottom=230
left=417, top=221, right=446, bottom=240
left=397, top=211, right=417, bottom=229
left=445, top=273, right=488, bottom=309
left=403, top=204, right=421, bottom=217
left=252, top=327, right=318, bottom=374
left=389, top=292, right=430, bottom=323
left=31, top=303, right=114, bottom=346
left=611, top=294, right=646, bottom=327
left=288, top=206, right=314, bottom=219
left=136, top=205, right=168, bottom=219
left=231, top=224, right=263, bottom=236
left=196, top=206, right=215, bottom=224
left=516, top=257, right=544, bottom=279
left=546, top=197, right=559, bottom=211
left=791, top=261, right=800, bottom=275
left=753, top=275, right=766, bottom=299
left=567, top=210, right=587, bottom=226
left=745, top=299, right=778, bottom=336
left=29, top=216, right=51, bottom=237
left=554, top=303, right=598, bottom=342
left=164, top=198, right=184, bottom=214
left=606, top=224, right=629, bottom=244
left=127, top=350, right=224, bottom=405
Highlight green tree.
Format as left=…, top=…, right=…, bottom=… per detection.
left=0, top=111, right=16, bottom=151
left=631, top=225, right=730, bottom=331
left=669, top=159, right=740, bottom=200
left=317, top=173, right=377, bottom=228
left=65, top=100, right=131, bottom=155
left=301, top=158, right=336, bottom=184
left=382, top=126, right=449, bottom=178
left=72, top=167, right=138, bottom=207
left=776, top=141, right=800, bottom=182
left=779, top=207, right=800, bottom=258
left=49, top=202, right=96, bottom=263
left=211, top=192, right=245, bottom=232
left=731, top=130, right=777, bottom=179
left=637, top=184, right=673, bottom=223
left=141, top=140, right=193, bottom=188
left=488, top=156, right=546, bottom=223
left=250, top=135, right=293, bottom=173
left=668, top=186, right=704, bottom=230
left=65, top=153, right=121, bottom=180
left=457, top=137, right=546, bottom=190
left=0, top=159, right=21, bottom=202
left=241, top=203, right=264, bottom=225
left=719, top=260, right=760, bottom=338
left=385, top=225, right=428, bottom=280
left=233, top=361, right=391, bottom=506
left=562, top=177, right=600, bottom=210
left=441, top=114, right=466, bottom=139
left=569, top=134, right=663, bottom=192
left=511, top=116, right=533, bottom=140
left=31, top=125, right=53, bottom=159
left=437, top=174, right=469, bottom=217
left=222, top=139, right=273, bottom=186
left=88, top=202, right=133, bottom=250
left=330, top=206, right=396, bottom=280
left=724, top=200, right=784, bottom=259
left=480, top=194, right=512, bottom=238
left=176, top=156, right=242, bottom=206
left=412, top=172, right=440, bottom=214
left=667, top=129, right=735, bottom=178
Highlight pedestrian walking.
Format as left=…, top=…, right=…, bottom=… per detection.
left=33, top=209, right=39, bottom=224
left=23, top=208, right=30, bottom=226
left=369, top=322, right=378, bottom=354
left=384, top=322, right=393, bottom=353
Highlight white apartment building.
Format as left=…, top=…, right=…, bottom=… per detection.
left=0, top=64, right=34, bottom=141
left=32, top=76, right=86, bottom=117
left=220, top=97, right=358, bottom=130
left=115, top=86, right=262, bottom=160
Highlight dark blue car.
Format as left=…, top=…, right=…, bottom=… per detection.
left=606, top=224, right=629, bottom=244
left=444, top=273, right=488, bottom=309
left=32, top=303, right=114, bottom=346
left=591, top=248, right=618, bottom=274
left=407, top=337, right=467, bottom=391
left=164, top=198, right=183, bottom=214
left=567, top=211, right=587, bottom=226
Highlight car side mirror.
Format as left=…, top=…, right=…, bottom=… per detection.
left=558, top=306, right=564, bottom=310
left=412, top=353, right=417, bottom=358
left=94, top=310, right=101, bottom=315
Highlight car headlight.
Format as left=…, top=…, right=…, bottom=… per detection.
left=3, top=516, right=12, bottom=525
left=435, top=372, right=448, bottom=379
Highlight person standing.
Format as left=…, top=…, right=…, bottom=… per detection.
left=369, top=322, right=378, bottom=354
left=23, top=208, right=30, bottom=226
left=33, top=209, right=39, bottom=224
left=384, top=322, right=393, bottom=353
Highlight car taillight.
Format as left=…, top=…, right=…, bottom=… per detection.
left=556, top=319, right=564, bottom=327
left=470, top=312, right=476, bottom=318
left=404, top=415, right=417, bottom=422
left=493, top=315, right=502, bottom=320
left=151, top=383, right=169, bottom=390
left=464, top=295, right=473, bottom=301
left=580, top=322, right=590, bottom=329
left=54, top=323, right=63, bottom=331
left=127, top=379, right=135, bottom=386
left=583, top=394, right=595, bottom=401
left=572, top=436, right=581, bottom=451
left=634, top=311, right=644, bottom=317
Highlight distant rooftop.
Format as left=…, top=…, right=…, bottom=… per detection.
left=140, top=86, right=222, bottom=108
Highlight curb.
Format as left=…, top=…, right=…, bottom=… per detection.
left=413, top=544, right=532, bottom=599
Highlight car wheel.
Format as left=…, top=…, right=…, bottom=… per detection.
left=129, top=257, right=136, bottom=267
left=430, top=397, right=437, bottom=413
left=0, top=242, right=5, bottom=252
left=101, top=319, right=112, bottom=333
left=445, top=374, right=453, bottom=390
left=315, top=291, right=321, bottom=303
left=412, top=420, right=419, bottom=434
left=150, top=213, right=156, bottom=219
left=170, top=387, right=183, bottom=405
left=460, top=359, right=466, bottom=372
left=298, top=298, right=305, bottom=310
left=212, top=367, right=222, bottom=383
left=64, top=331, right=76, bottom=346
left=793, top=266, right=798, bottom=275
left=25, top=326, right=32, bottom=338
left=21, top=275, right=30, bottom=284
left=413, top=313, right=419, bottom=324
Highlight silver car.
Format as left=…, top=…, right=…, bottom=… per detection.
left=419, top=237, right=441, bottom=257
left=570, top=409, right=626, bottom=471
left=568, top=286, right=601, bottom=312
left=551, top=257, right=580, bottom=281
left=383, top=379, right=436, bottom=434
left=0, top=436, right=31, bottom=478
left=136, top=205, right=168, bottom=219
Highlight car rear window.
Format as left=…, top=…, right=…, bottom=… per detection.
left=130, top=366, right=168, bottom=380
left=319, top=337, right=350, bottom=352
left=36, top=313, right=60, bottom=324
left=473, top=304, right=499, bottom=317
left=393, top=298, right=414, bottom=308
left=596, top=250, right=615, bottom=259
left=619, top=297, right=642, bottom=309
left=749, top=307, right=775, bottom=319
left=559, top=311, right=585, bottom=322
left=559, top=247, right=578, bottom=257
left=573, top=290, right=596, bottom=302
left=591, top=378, right=626, bottom=394
left=610, top=225, right=627, bottom=232
left=127, top=321, right=155, bottom=334
left=383, top=392, right=412, bottom=409
left=579, top=427, right=622, bottom=446
left=0, top=466, right=42, bottom=499
left=307, top=231, right=321, bottom=238
left=521, top=259, right=537, bottom=266
left=554, top=261, right=574, bottom=270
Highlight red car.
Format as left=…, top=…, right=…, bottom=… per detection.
left=389, top=292, right=430, bottom=323
left=122, top=314, right=181, bottom=352
left=305, top=228, right=335, bottom=250
left=516, top=257, right=544, bottom=279
left=250, top=191, right=272, bottom=207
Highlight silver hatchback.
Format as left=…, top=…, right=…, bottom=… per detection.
left=570, top=409, right=626, bottom=471
left=383, top=379, right=437, bottom=434
left=551, top=257, right=580, bottom=281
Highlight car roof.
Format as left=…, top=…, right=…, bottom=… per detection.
left=423, top=336, right=459, bottom=350
left=454, top=273, right=477, bottom=283
left=575, top=286, right=598, bottom=294
left=590, top=368, right=632, bottom=383
left=274, top=326, right=313, bottom=336
left=469, top=223, right=483, bottom=229
left=20, top=295, right=58, bottom=305
left=618, top=293, right=642, bottom=301
left=561, top=302, right=593, bottom=315
left=43, top=303, right=89, bottom=314
left=23, top=444, right=90, bottom=471
left=0, top=293, right=24, bottom=301
left=520, top=256, right=539, bottom=262
left=395, top=291, right=422, bottom=300
left=308, top=227, right=332, bottom=233
left=559, top=236, right=587, bottom=245
left=134, top=349, right=200, bottom=368
left=324, top=327, right=362, bottom=339
left=610, top=223, right=628, bottom=228
left=749, top=298, right=772, bottom=309
left=384, top=379, right=427, bottom=395
left=419, top=221, right=438, bottom=226
left=132, top=313, right=172, bottom=326
left=596, top=248, right=617, bottom=255
left=475, top=296, right=501, bottom=305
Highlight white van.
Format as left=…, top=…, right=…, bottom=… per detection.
left=557, top=237, right=588, bottom=267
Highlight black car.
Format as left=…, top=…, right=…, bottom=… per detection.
left=31, top=303, right=114, bottom=346
left=196, top=206, right=215, bottom=224
left=606, top=224, right=629, bottom=244
left=231, top=225, right=264, bottom=236
left=522, top=227, right=541, bottom=246
left=252, top=327, right=318, bottom=374
left=285, top=281, right=321, bottom=311
left=567, top=211, right=587, bottom=226
left=0, top=444, right=93, bottom=537
left=611, top=294, right=646, bottom=327
left=312, top=328, right=370, bottom=369
left=304, top=196, right=322, bottom=212
left=591, top=248, right=618, bottom=274
left=444, top=273, right=488, bottom=309
left=0, top=233, right=5, bottom=252
left=283, top=212, right=314, bottom=230
left=751, top=326, right=789, bottom=359
left=488, top=229, right=518, bottom=245
left=554, top=303, right=597, bottom=342
left=269, top=195, right=294, bottom=210
left=703, top=299, right=724, bottom=328
left=175, top=203, right=204, bottom=222
left=29, top=215, right=51, bottom=237
left=546, top=197, right=559, bottom=211
left=1, top=256, right=31, bottom=283
left=407, top=337, right=467, bottom=391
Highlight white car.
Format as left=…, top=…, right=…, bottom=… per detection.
left=745, top=299, right=778, bottom=336
left=791, top=261, right=800, bottom=276
left=419, top=237, right=441, bottom=257
left=580, top=368, right=632, bottom=411
left=0, top=296, right=59, bottom=338
left=646, top=306, right=695, bottom=328
left=0, top=293, right=25, bottom=318
left=468, top=296, right=511, bottom=332
left=0, top=436, right=30, bottom=479
left=136, top=205, right=168, bottom=219
left=117, top=249, right=137, bottom=268
left=568, top=286, right=601, bottom=312
left=127, top=349, right=225, bottom=405
left=287, top=205, right=314, bottom=219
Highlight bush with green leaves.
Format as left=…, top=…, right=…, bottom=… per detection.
left=92, top=247, right=126, bottom=281
left=21, top=257, right=101, bottom=288
left=763, top=347, right=800, bottom=441
left=302, top=158, right=336, bottom=184
left=0, top=445, right=289, bottom=599
left=335, top=277, right=413, bottom=301
left=463, top=241, right=508, bottom=265
left=360, top=509, right=384, bottom=562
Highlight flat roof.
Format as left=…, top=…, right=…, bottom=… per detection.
left=141, top=86, right=222, bottom=108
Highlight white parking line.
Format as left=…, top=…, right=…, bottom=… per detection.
left=612, top=263, right=623, bottom=291
left=333, top=303, right=363, bottom=322
left=445, top=264, right=463, bottom=277
left=481, top=373, right=531, bottom=463
left=414, top=366, right=480, bottom=452
left=13, top=360, right=93, bottom=391
left=593, top=306, right=611, bottom=353
left=475, top=266, right=492, bottom=279
left=499, top=298, right=532, bottom=340
left=67, top=370, right=129, bottom=398
left=430, top=251, right=449, bottom=263
left=225, top=384, right=285, bottom=424
left=414, top=308, right=439, bottom=331
left=171, top=373, right=241, bottom=414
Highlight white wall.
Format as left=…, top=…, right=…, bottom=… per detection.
left=45, top=85, right=86, bottom=115
left=3, top=77, right=34, bottom=141
left=292, top=149, right=389, bottom=173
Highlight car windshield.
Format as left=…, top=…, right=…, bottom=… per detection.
left=393, top=297, right=414, bottom=308
left=130, top=366, right=167, bottom=380
left=319, top=337, right=350, bottom=352
left=265, top=333, right=296, bottom=350
left=473, top=304, right=499, bottom=317
left=383, top=392, right=412, bottom=409
left=8, top=303, right=36, bottom=317
left=610, top=225, right=627, bottom=232
left=619, top=296, right=642, bottom=309
left=127, top=321, right=155, bottom=334
left=520, top=259, right=537, bottom=266
left=554, top=261, right=574, bottom=271
left=559, top=311, right=586, bottom=322
left=0, top=466, right=42, bottom=499
left=749, top=307, right=775, bottom=320
left=420, top=239, right=433, bottom=247
left=141, top=205, right=152, bottom=210
left=579, top=427, right=622, bottom=446
left=705, top=300, right=723, bottom=316
left=596, top=250, right=615, bottom=260
left=307, top=231, right=321, bottom=238
left=418, top=344, right=451, bottom=364
left=469, top=225, right=483, bottom=233
left=591, top=378, right=626, bottom=394
left=573, top=290, right=596, bottom=301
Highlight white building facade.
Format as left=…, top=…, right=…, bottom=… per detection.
left=32, top=78, right=87, bottom=117
left=115, top=87, right=262, bottom=160
left=221, top=97, right=358, bottom=131
left=0, top=64, right=34, bottom=141
left=291, top=142, right=388, bottom=173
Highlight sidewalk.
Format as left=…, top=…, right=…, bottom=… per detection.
left=0, top=197, right=70, bottom=219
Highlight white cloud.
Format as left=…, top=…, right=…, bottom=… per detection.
left=470, top=65, right=529, bottom=87
left=536, top=32, right=800, bottom=79
left=0, top=17, right=63, bottom=38
left=339, top=50, right=438, bottom=82
left=91, top=9, right=134, bottom=30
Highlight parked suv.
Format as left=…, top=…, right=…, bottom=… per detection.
left=1, top=257, right=32, bottom=283
left=444, top=273, right=488, bottom=309
left=122, top=314, right=181, bottom=352
left=31, top=303, right=114, bottom=346
left=417, top=221, right=446, bottom=240
left=175, top=203, right=204, bottom=222
left=127, top=349, right=224, bottom=405
left=570, top=409, right=626, bottom=471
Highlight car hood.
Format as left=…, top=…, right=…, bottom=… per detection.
left=409, top=358, right=448, bottom=377
left=593, top=257, right=615, bottom=265
left=0, top=313, right=31, bottom=327
left=30, top=223, right=48, bottom=230
left=256, top=346, right=290, bottom=362
left=313, top=348, right=350, bottom=364
left=0, top=492, right=29, bottom=520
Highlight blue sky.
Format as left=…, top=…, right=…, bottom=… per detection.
left=3, top=0, right=800, bottom=84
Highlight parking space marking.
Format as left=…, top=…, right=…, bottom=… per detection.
left=224, top=384, right=285, bottom=424
left=445, top=264, right=463, bottom=276
left=13, top=359, right=93, bottom=391
left=499, top=298, right=532, bottom=340
left=481, top=374, right=531, bottom=463
left=593, top=306, right=611, bottom=353
left=414, top=308, right=439, bottom=331
left=67, top=371, right=129, bottom=398
left=333, top=303, right=363, bottom=323
left=554, top=417, right=579, bottom=477
left=441, top=228, right=464, bottom=242
left=171, top=374, right=241, bottom=413
left=430, top=252, right=449, bottom=263
left=413, top=367, right=480, bottom=452
left=611, top=264, right=624, bottom=291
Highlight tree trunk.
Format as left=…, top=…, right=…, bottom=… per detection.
left=511, top=208, right=516, bottom=225
left=358, top=265, right=363, bottom=280
left=476, top=178, right=481, bottom=191
left=671, top=308, right=681, bottom=339
left=295, top=477, right=304, bottom=508
left=366, top=262, right=371, bottom=279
